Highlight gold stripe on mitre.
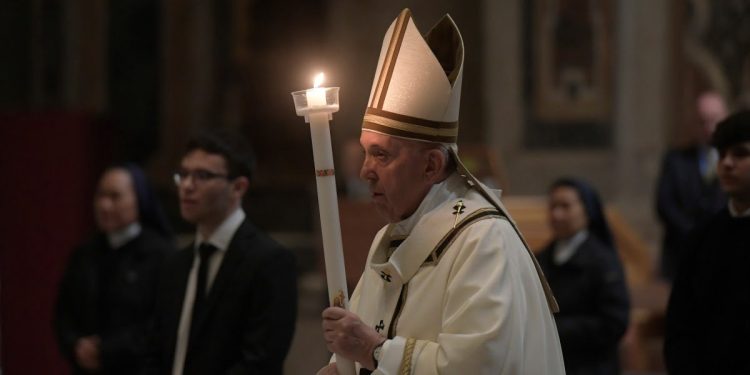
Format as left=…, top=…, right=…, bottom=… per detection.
left=363, top=108, right=458, bottom=144
left=371, top=9, right=412, bottom=109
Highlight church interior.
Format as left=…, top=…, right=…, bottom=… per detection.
left=1, top=0, right=749, bottom=373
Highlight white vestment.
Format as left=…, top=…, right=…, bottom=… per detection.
left=336, top=173, right=565, bottom=374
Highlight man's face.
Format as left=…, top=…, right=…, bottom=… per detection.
left=94, top=168, right=138, bottom=233
left=359, top=131, right=434, bottom=223
left=177, top=149, right=237, bottom=227
left=717, top=141, right=750, bottom=199
left=697, top=93, right=728, bottom=140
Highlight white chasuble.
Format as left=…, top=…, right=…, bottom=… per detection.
left=335, top=174, right=565, bottom=375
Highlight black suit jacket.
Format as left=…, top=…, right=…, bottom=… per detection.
left=655, top=146, right=725, bottom=280
left=664, top=209, right=750, bottom=374
left=537, top=235, right=630, bottom=375
left=150, top=219, right=297, bottom=375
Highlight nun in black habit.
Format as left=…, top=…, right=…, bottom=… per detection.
left=54, top=164, right=175, bottom=374
left=536, top=177, right=630, bottom=375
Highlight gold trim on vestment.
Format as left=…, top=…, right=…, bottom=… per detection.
left=422, top=208, right=503, bottom=266
left=450, top=148, right=560, bottom=313
left=388, top=283, right=409, bottom=339
left=399, top=338, right=416, bottom=375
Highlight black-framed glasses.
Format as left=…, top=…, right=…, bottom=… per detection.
left=173, top=169, right=230, bottom=186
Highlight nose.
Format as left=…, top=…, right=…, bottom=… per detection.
left=719, top=153, right=733, bottom=169
left=176, top=174, right=196, bottom=194
left=360, top=156, right=376, bottom=181
left=96, top=197, right=112, bottom=211
left=549, top=206, right=564, bottom=221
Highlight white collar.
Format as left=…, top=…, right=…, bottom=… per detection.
left=728, top=200, right=750, bottom=218
left=107, top=222, right=142, bottom=249
left=195, top=208, right=246, bottom=252
left=553, top=230, right=588, bottom=265
left=391, top=173, right=463, bottom=237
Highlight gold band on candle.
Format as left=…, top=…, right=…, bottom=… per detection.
left=316, top=169, right=335, bottom=177
left=332, top=290, right=345, bottom=308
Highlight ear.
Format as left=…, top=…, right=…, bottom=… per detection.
left=231, top=176, right=250, bottom=198
left=424, top=149, right=447, bottom=183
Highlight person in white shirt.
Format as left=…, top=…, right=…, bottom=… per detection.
left=147, top=129, right=297, bottom=375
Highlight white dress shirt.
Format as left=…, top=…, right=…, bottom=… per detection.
left=172, top=208, right=246, bottom=375
left=728, top=200, right=750, bottom=218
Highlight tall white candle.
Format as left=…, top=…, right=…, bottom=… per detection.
left=292, top=74, right=355, bottom=375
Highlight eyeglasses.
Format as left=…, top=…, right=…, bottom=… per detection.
left=173, top=169, right=230, bottom=186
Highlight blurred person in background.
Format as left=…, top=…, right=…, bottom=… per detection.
left=536, top=177, right=630, bottom=375
left=656, top=91, right=728, bottom=281
left=147, top=129, right=297, bottom=375
left=54, top=164, right=175, bottom=374
left=665, top=110, right=750, bottom=374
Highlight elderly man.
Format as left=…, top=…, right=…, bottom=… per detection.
left=319, top=9, right=564, bottom=375
left=656, top=91, right=728, bottom=281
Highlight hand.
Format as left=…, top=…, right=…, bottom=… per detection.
left=316, top=362, right=339, bottom=375
left=74, top=335, right=101, bottom=371
left=322, top=307, right=385, bottom=370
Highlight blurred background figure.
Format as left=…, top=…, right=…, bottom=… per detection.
left=536, top=177, right=630, bottom=375
left=655, top=91, right=728, bottom=281
left=54, top=164, right=174, bottom=374
left=147, top=129, right=297, bottom=375
left=664, top=110, right=750, bottom=375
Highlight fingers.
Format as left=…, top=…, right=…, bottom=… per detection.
left=322, top=307, right=355, bottom=334
left=323, top=330, right=339, bottom=343
left=322, top=306, right=347, bottom=320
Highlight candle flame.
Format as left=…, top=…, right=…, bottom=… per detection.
left=313, top=73, right=325, bottom=88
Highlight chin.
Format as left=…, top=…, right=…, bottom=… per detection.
left=98, top=225, right=116, bottom=233
left=372, top=205, right=392, bottom=222
left=180, top=210, right=198, bottom=224
left=720, top=183, right=739, bottom=195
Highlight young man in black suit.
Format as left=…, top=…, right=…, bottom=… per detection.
left=664, top=110, right=750, bottom=374
left=149, top=129, right=297, bottom=374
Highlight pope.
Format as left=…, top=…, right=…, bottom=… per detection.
left=318, top=8, right=565, bottom=375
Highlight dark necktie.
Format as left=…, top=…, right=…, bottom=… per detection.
left=188, top=243, right=217, bottom=346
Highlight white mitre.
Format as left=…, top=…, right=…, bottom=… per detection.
left=361, top=8, right=491, bottom=202
left=362, top=8, right=463, bottom=145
